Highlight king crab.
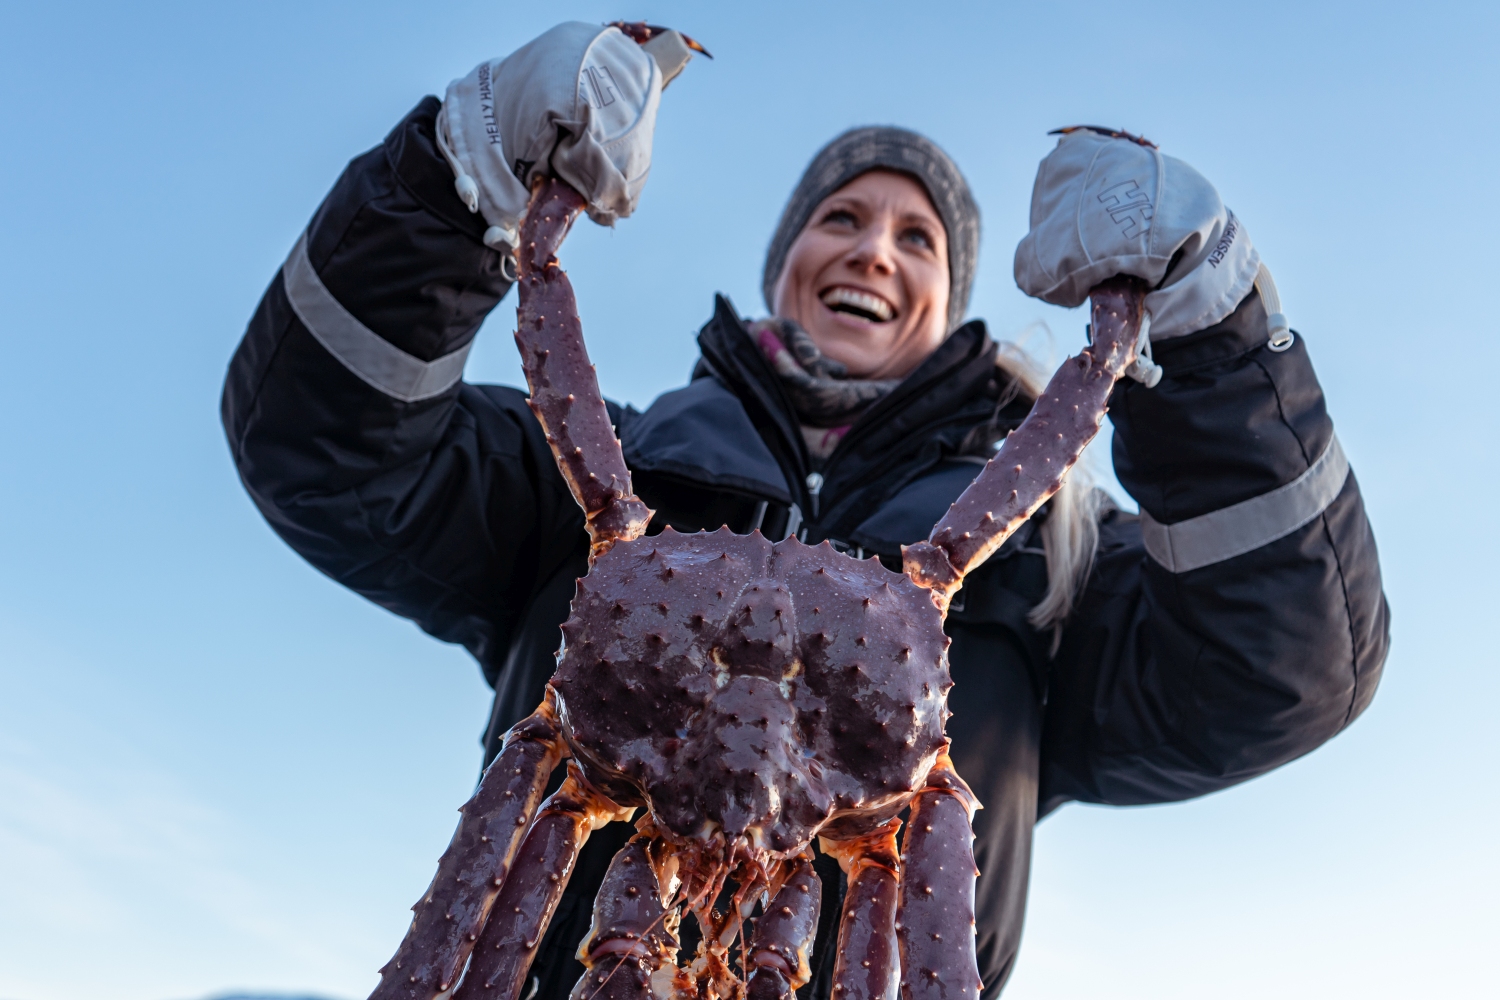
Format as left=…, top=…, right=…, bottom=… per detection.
left=368, top=52, right=1149, bottom=1000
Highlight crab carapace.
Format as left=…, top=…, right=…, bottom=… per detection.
left=367, top=88, right=1149, bottom=1000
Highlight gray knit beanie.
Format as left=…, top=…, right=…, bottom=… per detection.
left=762, top=126, right=980, bottom=333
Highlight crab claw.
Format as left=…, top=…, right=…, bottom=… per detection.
left=607, top=21, right=711, bottom=88
left=607, top=21, right=714, bottom=57
left=674, top=31, right=712, bottom=58
left=1046, top=124, right=1156, bottom=149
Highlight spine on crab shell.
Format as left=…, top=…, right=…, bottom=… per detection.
left=453, top=761, right=634, bottom=1000
left=745, top=855, right=822, bottom=1000
left=566, top=838, right=680, bottom=1000
left=897, top=752, right=982, bottom=1000
left=903, top=277, right=1147, bottom=610
left=822, top=819, right=903, bottom=1000
left=369, top=691, right=568, bottom=1000
left=515, top=177, right=653, bottom=557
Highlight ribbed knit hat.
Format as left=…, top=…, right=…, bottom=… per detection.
left=762, top=127, right=980, bottom=333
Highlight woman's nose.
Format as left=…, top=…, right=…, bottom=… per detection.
left=846, top=221, right=898, bottom=274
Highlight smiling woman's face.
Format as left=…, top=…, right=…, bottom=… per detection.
left=772, top=170, right=951, bottom=380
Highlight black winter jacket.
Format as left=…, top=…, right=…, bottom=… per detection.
left=222, top=99, right=1389, bottom=999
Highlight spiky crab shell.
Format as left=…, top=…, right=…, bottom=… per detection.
left=552, top=527, right=951, bottom=856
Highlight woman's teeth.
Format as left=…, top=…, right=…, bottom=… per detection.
left=820, top=287, right=895, bottom=322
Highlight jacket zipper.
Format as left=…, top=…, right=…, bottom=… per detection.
left=805, top=471, right=824, bottom=520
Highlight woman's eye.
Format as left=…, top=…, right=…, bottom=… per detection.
left=900, top=227, right=935, bottom=251
left=821, top=209, right=858, bottom=228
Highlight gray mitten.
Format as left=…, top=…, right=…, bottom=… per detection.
left=436, top=22, right=697, bottom=251
left=1014, top=128, right=1265, bottom=342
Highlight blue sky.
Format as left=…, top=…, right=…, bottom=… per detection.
left=1, top=1, right=1496, bottom=998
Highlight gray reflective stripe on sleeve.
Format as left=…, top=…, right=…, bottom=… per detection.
left=282, top=232, right=471, bottom=402
left=1140, top=434, right=1350, bottom=573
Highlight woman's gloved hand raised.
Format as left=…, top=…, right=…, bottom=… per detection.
left=1013, top=125, right=1296, bottom=382
left=436, top=21, right=702, bottom=252
left=1013, top=126, right=1265, bottom=343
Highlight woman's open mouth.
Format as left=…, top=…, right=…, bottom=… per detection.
left=820, top=285, right=897, bottom=323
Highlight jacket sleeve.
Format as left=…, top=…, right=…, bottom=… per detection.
left=221, top=97, right=585, bottom=683
left=1037, top=292, right=1389, bottom=814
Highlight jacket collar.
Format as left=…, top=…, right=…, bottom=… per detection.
left=624, top=296, right=1010, bottom=540
left=696, top=296, right=1001, bottom=470
left=822, top=312, right=998, bottom=473
left=695, top=296, right=808, bottom=481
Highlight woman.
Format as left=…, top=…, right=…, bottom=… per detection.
left=222, top=23, right=1387, bottom=999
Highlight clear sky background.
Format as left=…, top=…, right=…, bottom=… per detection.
left=1, top=2, right=1496, bottom=998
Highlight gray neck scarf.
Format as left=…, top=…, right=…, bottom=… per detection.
left=748, top=318, right=900, bottom=428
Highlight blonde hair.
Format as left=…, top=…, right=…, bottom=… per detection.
left=990, top=335, right=1103, bottom=638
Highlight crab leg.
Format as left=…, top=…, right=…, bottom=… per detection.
left=453, top=761, right=633, bottom=1000
left=903, top=276, right=1148, bottom=610
left=822, top=819, right=903, bottom=1000
left=369, top=691, right=567, bottom=1000
left=516, top=177, right=653, bottom=558
left=567, top=838, right=680, bottom=1000
left=745, top=856, right=822, bottom=1000
left=897, top=752, right=983, bottom=1000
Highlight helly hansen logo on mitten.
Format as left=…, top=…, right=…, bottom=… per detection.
left=581, top=65, right=620, bottom=108
left=1205, top=212, right=1240, bottom=268
left=1096, top=179, right=1154, bottom=238
left=478, top=63, right=500, bottom=146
